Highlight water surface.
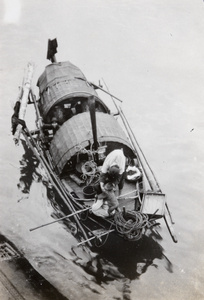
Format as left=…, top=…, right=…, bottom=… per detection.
left=0, top=1, right=204, bottom=299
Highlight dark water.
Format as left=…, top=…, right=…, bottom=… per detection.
left=0, top=1, right=204, bottom=299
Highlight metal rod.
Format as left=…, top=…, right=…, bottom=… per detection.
left=29, top=207, right=90, bottom=231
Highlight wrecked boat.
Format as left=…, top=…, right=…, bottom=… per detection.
left=12, top=39, right=177, bottom=247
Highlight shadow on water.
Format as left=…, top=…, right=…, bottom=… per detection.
left=16, top=139, right=79, bottom=233
left=71, top=232, right=173, bottom=284
left=17, top=140, right=59, bottom=209
left=17, top=139, right=40, bottom=194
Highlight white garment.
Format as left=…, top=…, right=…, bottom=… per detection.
left=101, top=149, right=126, bottom=175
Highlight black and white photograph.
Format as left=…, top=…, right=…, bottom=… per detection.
left=0, top=1, right=203, bottom=299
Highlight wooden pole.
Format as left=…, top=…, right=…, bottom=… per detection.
left=101, top=79, right=156, bottom=191
left=77, top=229, right=115, bottom=246
left=30, top=207, right=90, bottom=232
left=164, top=207, right=178, bottom=243
left=120, top=108, right=161, bottom=192
left=23, top=130, right=92, bottom=246
left=101, top=78, right=161, bottom=192
left=29, top=89, right=44, bottom=138
left=88, top=96, right=99, bottom=164
left=88, top=81, right=123, bottom=103
left=13, top=63, right=34, bottom=145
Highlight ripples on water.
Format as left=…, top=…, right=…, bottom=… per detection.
left=15, top=141, right=174, bottom=299
left=1, top=1, right=203, bottom=298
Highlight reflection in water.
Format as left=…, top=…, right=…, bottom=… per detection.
left=17, top=140, right=55, bottom=206
left=17, top=141, right=80, bottom=239
left=17, top=140, right=40, bottom=194
left=72, top=234, right=173, bottom=284
left=16, top=140, right=173, bottom=300
left=71, top=234, right=173, bottom=300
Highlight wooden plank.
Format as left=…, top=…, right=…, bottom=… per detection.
left=13, top=63, right=34, bottom=144
left=140, top=193, right=165, bottom=217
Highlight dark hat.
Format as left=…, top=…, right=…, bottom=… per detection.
left=108, top=165, right=120, bottom=179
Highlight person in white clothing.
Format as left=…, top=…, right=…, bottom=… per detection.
left=99, top=149, right=126, bottom=196
left=101, top=149, right=126, bottom=174
left=92, top=149, right=126, bottom=216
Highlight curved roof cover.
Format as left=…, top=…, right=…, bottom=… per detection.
left=37, top=61, right=104, bottom=118
left=49, top=112, right=133, bottom=174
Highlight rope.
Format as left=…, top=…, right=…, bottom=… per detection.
left=117, top=189, right=137, bottom=199
left=81, top=160, right=97, bottom=176
left=94, top=224, right=114, bottom=247
left=81, top=160, right=100, bottom=186
left=118, top=196, right=137, bottom=200
left=75, top=144, right=98, bottom=158
left=114, top=210, right=151, bottom=241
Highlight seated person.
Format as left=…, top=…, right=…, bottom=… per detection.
left=92, top=182, right=119, bottom=216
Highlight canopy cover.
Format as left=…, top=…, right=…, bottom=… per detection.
left=37, top=61, right=101, bottom=118
left=49, top=112, right=133, bottom=174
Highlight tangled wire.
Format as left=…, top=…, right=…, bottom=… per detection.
left=114, top=210, right=151, bottom=241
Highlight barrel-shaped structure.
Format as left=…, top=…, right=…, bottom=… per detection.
left=37, top=61, right=109, bottom=118
left=49, top=112, right=134, bottom=174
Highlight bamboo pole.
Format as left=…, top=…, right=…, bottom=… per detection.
left=120, top=109, right=176, bottom=226
left=119, top=108, right=161, bottom=192
left=101, top=79, right=157, bottom=191
left=88, top=81, right=123, bottom=103
left=22, top=130, right=92, bottom=246
left=13, top=63, right=34, bottom=145
left=30, top=207, right=90, bottom=232
left=164, top=207, right=178, bottom=243
left=29, top=89, right=44, bottom=138
left=101, top=80, right=177, bottom=241
left=77, top=229, right=115, bottom=246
